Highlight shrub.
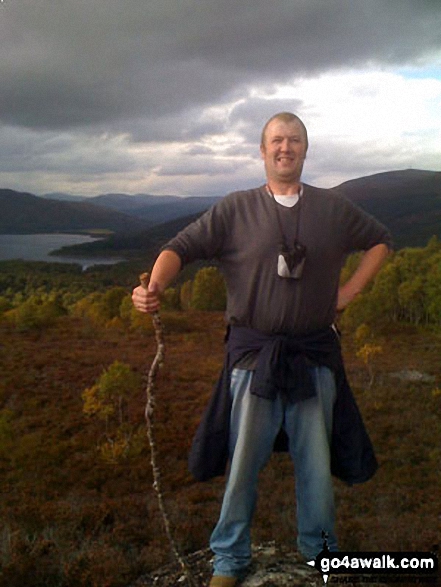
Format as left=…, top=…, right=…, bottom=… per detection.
left=0, top=296, right=12, bottom=316
left=0, top=409, right=14, bottom=461
left=82, top=361, right=143, bottom=463
left=354, top=324, right=383, bottom=388
left=72, top=287, right=128, bottom=327
left=161, top=287, right=181, bottom=310
left=190, top=267, right=226, bottom=311
left=4, top=295, right=66, bottom=331
left=179, top=280, right=193, bottom=311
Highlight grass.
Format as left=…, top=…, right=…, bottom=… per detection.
left=0, top=312, right=440, bottom=586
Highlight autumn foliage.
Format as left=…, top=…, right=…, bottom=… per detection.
left=0, top=240, right=440, bottom=587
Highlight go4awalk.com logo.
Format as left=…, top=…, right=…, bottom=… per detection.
left=307, top=539, right=439, bottom=584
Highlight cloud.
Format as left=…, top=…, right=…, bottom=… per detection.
left=2, top=0, right=440, bottom=134
left=0, top=0, right=440, bottom=195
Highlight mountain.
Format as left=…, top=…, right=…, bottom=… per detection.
left=53, top=168, right=441, bottom=259
left=336, top=169, right=441, bottom=248
left=40, top=191, right=221, bottom=226
left=42, top=192, right=88, bottom=203
left=4, top=168, right=440, bottom=251
left=51, top=212, right=204, bottom=260
left=89, top=193, right=179, bottom=213
left=84, top=193, right=221, bottom=224
left=0, top=189, right=151, bottom=235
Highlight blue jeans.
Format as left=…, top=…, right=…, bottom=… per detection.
left=210, top=367, right=338, bottom=577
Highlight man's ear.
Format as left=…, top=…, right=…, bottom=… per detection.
left=260, top=144, right=265, bottom=159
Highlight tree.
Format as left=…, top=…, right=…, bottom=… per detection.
left=179, top=280, right=193, bottom=311
left=5, top=293, right=66, bottom=331
left=340, top=238, right=441, bottom=331
left=426, top=251, right=441, bottom=325
left=397, top=276, right=426, bottom=325
left=82, top=361, right=143, bottom=462
left=0, top=296, right=12, bottom=315
left=354, top=324, right=383, bottom=388
left=190, top=267, right=226, bottom=311
left=72, top=287, right=127, bottom=327
left=162, top=287, right=181, bottom=310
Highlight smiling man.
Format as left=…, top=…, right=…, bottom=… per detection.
left=132, top=112, right=391, bottom=587
left=260, top=112, right=308, bottom=192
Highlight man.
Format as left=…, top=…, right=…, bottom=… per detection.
left=132, top=112, right=391, bottom=587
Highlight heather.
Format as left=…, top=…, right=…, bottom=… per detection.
left=0, top=242, right=440, bottom=587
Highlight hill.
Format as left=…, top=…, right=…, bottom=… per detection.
left=51, top=212, right=203, bottom=261
left=0, top=189, right=150, bottom=235
left=77, top=193, right=221, bottom=225
left=42, top=192, right=88, bottom=203
left=3, top=169, right=440, bottom=251
left=42, top=192, right=221, bottom=224
left=51, top=169, right=441, bottom=260
left=337, top=169, right=441, bottom=247
left=0, top=311, right=439, bottom=586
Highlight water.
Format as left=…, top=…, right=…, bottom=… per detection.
left=0, top=234, right=125, bottom=270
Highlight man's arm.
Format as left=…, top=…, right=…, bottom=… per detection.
left=132, top=249, right=182, bottom=313
left=337, top=243, right=390, bottom=311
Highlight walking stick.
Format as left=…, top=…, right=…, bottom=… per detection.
left=139, top=273, right=197, bottom=587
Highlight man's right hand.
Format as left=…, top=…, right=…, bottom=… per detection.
left=131, top=250, right=182, bottom=313
left=132, top=281, right=161, bottom=314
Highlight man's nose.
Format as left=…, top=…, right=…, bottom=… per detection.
left=280, top=138, right=290, bottom=151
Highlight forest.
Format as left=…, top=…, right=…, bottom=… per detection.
left=0, top=237, right=440, bottom=586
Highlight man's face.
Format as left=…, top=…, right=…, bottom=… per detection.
left=260, top=118, right=307, bottom=186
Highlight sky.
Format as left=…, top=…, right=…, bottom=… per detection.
left=1, top=0, right=440, bottom=197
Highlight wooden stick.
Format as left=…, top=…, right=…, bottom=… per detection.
left=139, top=273, right=197, bottom=587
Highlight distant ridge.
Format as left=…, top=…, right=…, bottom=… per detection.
left=50, top=212, right=204, bottom=260
left=81, top=193, right=221, bottom=224
left=2, top=169, right=440, bottom=249
left=42, top=192, right=87, bottom=203
left=40, top=192, right=221, bottom=223
left=47, top=169, right=441, bottom=261
left=0, top=189, right=150, bottom=235
left=336, top=169, right=441, bottom=247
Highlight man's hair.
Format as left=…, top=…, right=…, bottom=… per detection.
left=260, top=112, right=309, bottom=151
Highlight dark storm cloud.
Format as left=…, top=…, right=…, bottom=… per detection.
left=155, top=158, right=243, bottom=177
left=0, top=125, right=139, bottom=175
left=228, top=98, right=306, bottom=145
left=1, top=0, right=440, bottom=138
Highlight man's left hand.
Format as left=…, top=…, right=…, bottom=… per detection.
left=336, top=283, right=358, bottom=312
left=337, top=244, right=390, bottom=312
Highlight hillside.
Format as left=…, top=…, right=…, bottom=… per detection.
left=51, top=169, right=441, bottom=260
left=0, top=311, right=439, bottom=586
left=0, top=189, right=150, bottom=235
left=91, top=194, right=221, bottom=224
left=337, top=169, right=441, bottom=247
left=44, top=170, right=441, bottom=248
left=42, top=192, right=221, bottom=225
left=51, top=212, right=203, bottom=262
left=3, top=169, right=440, bottom=251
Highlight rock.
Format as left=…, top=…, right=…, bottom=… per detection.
left=389, top=370, right=436, bottom=383
left=131, top=542, right=323, bottom=586
left=240, top=543, right=322, bottom=586
left=131, top=542, right=396, bottom=586
left=131, top=548, right=212, bottom=587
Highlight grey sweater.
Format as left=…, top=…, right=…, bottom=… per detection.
left=164, top=184, right=392, bottom=334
